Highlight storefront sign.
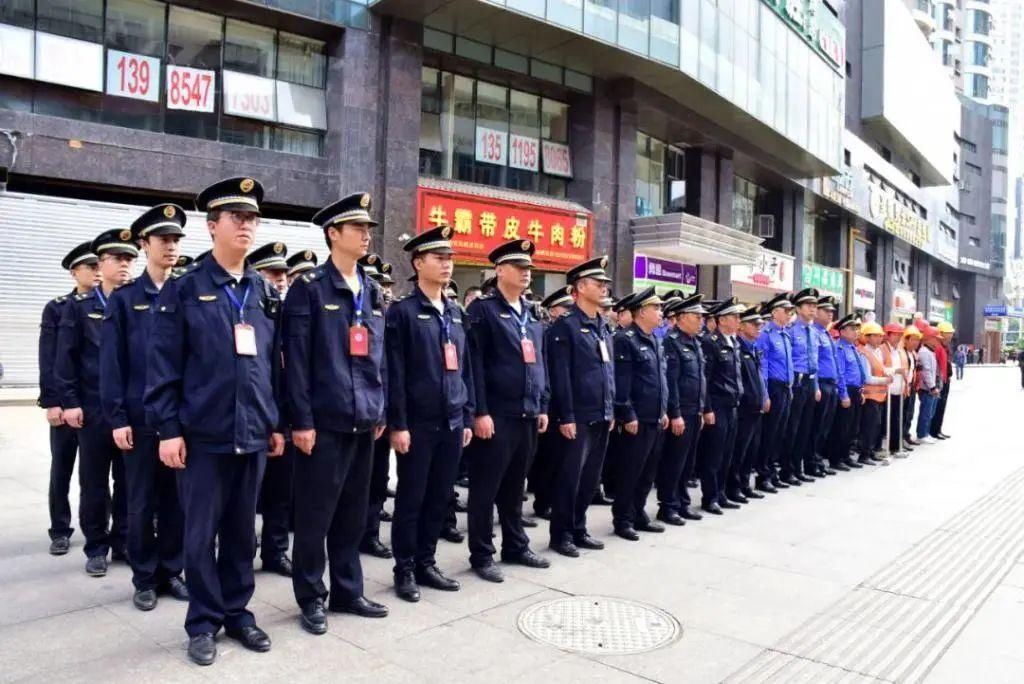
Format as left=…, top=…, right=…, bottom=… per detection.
left=802, top=262, right=845, bottom=300
left=959, top=255, right=991, bottom=271
left=852, top=274, right=876, bottom=312
left=475, top=126, right=508, bottom=166
left=106, top=49, right=160, bottom=102
left=166, top=65, right=215, bottom=113
left=633, top=254, right=697, bottom=295
left=928, top=298, right=954, bottom=324
left=984, top=318, right=1002, bottom=332
left=821, top=172, right=855, bottom=210
left=416, top=185, right=591, bottom=271
left=35, top=32, right=103, bottom=92
left=868, top=185, right=931, bottom=250
left=508, top=134, right=540, bottom=172
left=730, top=248, right=794, bottom=292
left=892, top=287, right=917, bottom=316
left=984, top=305, right=1007, bottom=317
left=0, top=24, right=34, bottom=80
left=763, top=0, right=845, bottom=72
left=223, top=70, right=276, bottom=122
left=541, top=140, right=573, bottom=178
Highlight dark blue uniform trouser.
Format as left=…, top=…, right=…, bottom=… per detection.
left=656, top=413, right=700, bottom=516
left=258, top=441, right=294, bottom=562
left=696, top=401, right=737, bottom=507
left=728, top=411, right=762, bottom=496
left=756, top=380, right=791, bottom=485
left=468, top=416, right=536, bottom=567
left=392, top=423, right=463, bottom=574
left=783, top=376, right=816, bottom=478
left=529, top=430, right=558, bottom=515
left=611, top=422, right=663, bottom=529
left=548, top=420, right=610, bottom=546
left=77, top=421, right=127, bottom=559
left=292, top=430, right=372, bottom=609
left=180, top=445, right=265, bottom=637
left=124, top=429, right=184, bottom=590
left=363, top=430, right=392, bottom=543
left=603, top=427, right=622, bottom=498
left=48, top=424, right=79, bottom=540
left=827, top=386, right=861, bottom=465
left=811, top=380, right=839, bottom=470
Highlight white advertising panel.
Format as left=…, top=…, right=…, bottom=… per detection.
left=165, top=65, right=215, bottom=112
left=475, top=126, right=508, bottom=166
left=106, top=49, right=160, bottom=102
left=223, top=70, right=276, bottom=122
left=0, top=24, right=34, bottom=80
left=35, top=32, right=103, bottom=92
left=508, top=133, right=540, bottom=172
left=276, top=81, right=326, bottom=130
left=541, top=140, right=573, bottom=177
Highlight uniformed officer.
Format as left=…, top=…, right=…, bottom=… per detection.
left=287, top=249, right=318, bottom=286
left=827, top=314, right=864, bottom=471
left=100, top=204, right=188, bottom=611
left=386, top=225, right=474, bottom=602
left=39, top=242, right=97, bottom=555
left=249, top=240, right=295, bottom=578
left=599, top=292, right=638, bottom=505
left=55, top=231, right=135, bottom=576
left=754, top=293, right=794, bottom=492
left=611, top=287, right=669, bottom=539
left=545, top=258, right=615, bottom=556
left=728, top=306, right=769, bottom=502
left=145, top=177, right=284, bottom=665
left=465, top=240, right=550, bottom=582
left=782, top=287, right=821, bottom=485
left=656, top=293, right=707, bottom=525
left=283, top=193, right=389, bottom=636
left=810, top=295, right=845, bottom=477
left=701, top=302, right=720, bottom=336
left=695, top=297, right=745, bottom=514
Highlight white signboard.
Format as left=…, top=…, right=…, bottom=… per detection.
left=542, top=140, right=573, bottom=178
left=475, top=125, right=508, bottom=166
left=276, top=81, right=326, bottom=130
left=852, top=274, right=876, bottom=312
left=508, top=133, right=540, bottom=172
left=106, top=49, right=160, bottom=102
left=166, top=64, right=215, bottom=113
left=223, top=70, right=276, bottom=122
left=35, top=32, right=103, bottom=92
left=730, top=248, right=795, bottom=292
left=892, top=287, right=917, bottom=316
left=0, top=24, right=34, bottom=80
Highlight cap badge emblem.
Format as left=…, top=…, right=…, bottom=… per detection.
left=119, top=229, right=132, bottom=241
left=240, top=178, right=255, bottom=193
left=273, top=243, right=284, bottom=254
left=163, top=205, right=176, bottom=218
left=359, top=193, right=370, bottom=208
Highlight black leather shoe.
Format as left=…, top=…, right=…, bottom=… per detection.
left=833, top=462, right=851, bottom=472
left=858, top=458, right=877, bottom=466
left=701, top=503, right=724, bottom=515
left=187, top=633, right=216, bottom=666
left=49, top=536, right=70, bottom=555
left=520, top=517, right=538, bottom=528
left=455, top=477, right=469, bottom=488
left=300, top=598, right=328, bottom=635
left=394, top=571, right=420, bottom=602
left=502, top=549, right=550, bottom=568
left=360, top=538, right=394, bottom=559
left=416, top=565, right=460, bottom=592
left=591, top=491, right=614, bottom=506
left=680, top=507, right=704, bottom=521
left=823, top=467, right=837, bottom=476
left=844, top=459, right=863, bottom=469
left=550, top=540, right=580, bottom=557
left=614, top=526, right=640, bottom=541
left=133, top=588, right=157, bottom=611
left=85, top=555, right=107, bottom=577
left=440, top=526, right=464, bottom=544
left=226, top=625, right=271, bottom=652
left=755, top=482, right=778, bottom=494
left=573, top=534, right=605, bottom=550
left=936, top=433, right=950, bottom=440
left=656, top=511, right=686, bottom=526
left=379, top=510, right=393, bottom=522
left=719, top=501, right=741, bottom=510
left=725, top=492, right=748, bottom=504
left=111, top=547, right=129, bottom=563
left=782, top=476, right=801, bottom=486
left=333, top=596, right=389, bottom=618
left=686, top=479, right=698, bottom=488
left=263, top=555, right=293, bottom=577
left=796, top=474, right=815, bottom=483
left=774, top=478, right=791, bottom=488
left=162, top=575, right=189, bottom=601
left=635, top=520, right=665, bottom=533
left=533, top=507, right=551, bottom=520
left=741, top=488, right=765, bottom=500
left=473, top=562, right=505, bottom=583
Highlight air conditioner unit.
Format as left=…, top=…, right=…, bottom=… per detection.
left=757, top=214, right=775, bottom=238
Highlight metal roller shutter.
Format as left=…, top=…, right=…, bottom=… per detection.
left=0, top=191, right=324, bottom=387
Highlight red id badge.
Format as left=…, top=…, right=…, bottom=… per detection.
left=521, top=338, right=537, bottom=364
left=349, top=325, right=369, bottom=357
left=234, top=323, right=257, bottom=357
left=444, top=342, right=459, bottom=371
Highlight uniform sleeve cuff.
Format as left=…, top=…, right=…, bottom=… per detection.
left=158, top=420, right=183, bottom=440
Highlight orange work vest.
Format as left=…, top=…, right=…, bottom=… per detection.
left=859, top=346, right=888, bottom=403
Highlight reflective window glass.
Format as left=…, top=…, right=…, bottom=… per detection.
left=37, top=0, right=104, bottom=42
left=107, top=0, right=166, bottom=57
left=225, top=19, right=276, bottom=78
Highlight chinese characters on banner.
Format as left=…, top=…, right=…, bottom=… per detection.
left=416, top=186, right=592, bottom=271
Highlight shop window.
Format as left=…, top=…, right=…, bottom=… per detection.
left=165, top=7, right=222, bottom=140
left=221, top=115, right=270, bottom=148
left=0, top=0, right=36, bottom=29
left=37, top=0, right=104, bottom=43
left=854, top=238, right=875, bottom=278
left=225, top=19, right=276, bottom=78
left=106, top=0, right=166, bottom=58
left=277, top=32, right=326, bottom=88
left=34, top=85, right=104, bottom=123
left=541, top=99, right=569, bottom=143
left=271, top=127, right=323, bottom=157
left=102, top=93, right=162, bottom=132
left=0, top=76, right=33, bottom=112
left=419, top=67, right=444, bottom=176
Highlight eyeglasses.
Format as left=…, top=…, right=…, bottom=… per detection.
left=100, top=254, right=135, bottom=264
left=226, top=211, right=261, bottom=226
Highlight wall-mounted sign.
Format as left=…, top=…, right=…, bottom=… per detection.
left=35, top=32, right=103, bottom=92
left=276, top=81, right=327, bottom=130
left=892, top=287, right=917, bottom=316
left=852, top=274, right=876, bottom=311
left=0, top=23, right=34, bottom=80
left=106, top=49, right=160, bottom=102
left=166, top=65, right=215, bottom=112
left=223, top=70, right=276, bottom=122
left=633, top=254, right=697, bottom=296
left=730, top=248, right=795, bottom=292
left=959, top=255, right=991, bottom=271
left=928, top=298, right=954, bottom=324
left=820, top=172, right=855, bottom=210
left=541, top=140, right=573, bottom=178
left=475, top=126, right=508, bottom=166
left=802, top=262, right=846, bottom=301
left=868, top=185, right=931, bottom=250
left=763, top=0, right=845, bottom=72
left=508, top=134, right=540, bottom=172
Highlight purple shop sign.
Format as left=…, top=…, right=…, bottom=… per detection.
left=633, top=255, right=698, bottom=286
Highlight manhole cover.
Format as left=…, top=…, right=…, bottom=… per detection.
left=517, top=596, right=680, bottom=655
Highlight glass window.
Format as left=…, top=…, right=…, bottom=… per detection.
left=277, top=32, right=326, bottom=87
left=419, top=67, right=444, bottom=176
left=0, top=76, right=33, bottom=111
left=34, top=86, right=104, bottom=122
left=106, top=0, right=166, bottom=58
left=665, top=144, right=686, bottom=212
left=0, top=0, right=35, bottom=29
left=166, top=7, right=222, bottom=69
left=452, top=74, right=476, bottom=183
left=618, top=0, right=650, bottom=55
left=650, top=0, right=680, bottom=66
left=474, top=82, right=507, bottom=185
left=732, top=176, right=759, bottom=233
left=225, top=19, right=276, bottom=78
left=541, top=98, right=570, bottom=143
left=221, top=115, right=269, bottom=148
left=547, top=0, right=583, bottom=31
left=37, top=0, right=104, bottom=42
left=635, top=132, right=666, bottom=217
left=584, top=0, right=618, bottom=44
left=102, top=95, right=161, bottom=131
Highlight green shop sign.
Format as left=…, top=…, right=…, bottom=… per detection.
left=764, top=0, right=846, bottom=72
left=802, top=263, right=846, bottom=301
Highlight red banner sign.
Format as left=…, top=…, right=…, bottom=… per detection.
left=416, top=186, right=593, bottom=272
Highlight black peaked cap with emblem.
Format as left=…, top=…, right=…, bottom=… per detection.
left=358, top=253, right=384, bottom=279
left=817, top=294, right=837, bottom=310
left=248, top=242, right=288, bottom=271
left=836, top=313, right=861, bottom=330
left=131, top=203, right=186, bottom=241
left=667, top=293, right=706, bottom=316
left=710, top=296, right=744, bottom=318
left=62, top=241, right=98, bottom=270
left=91, top=228, right=140, bottom=258
left=404, top=225, right=455, bottom=256
left=286, top=250, right=318, bottom=277
left=446, top=280, right=459, bottom=297
left=627, top=286, right=664, bottom=311
left=740, top=306, right=763, bottom=323
left=175, top=255, right=194, bottom=269
left=765, top=291, right=794, bottom=311
left=312, top=192, right=378, bottom=228
left=196, top=177, right=263, bottom=214
left=791, top=287, right=820, bottom=306
left=566, top=256, right=612, bottom=283
left=481, top=276, right=497, bottom=294
left=542, top=288, right=574, bottom=310
left=488, top=239, right=535, bottom=267
left=613, top=292, right=637, bottom=313
left=701, top=299, right=720, bottom=317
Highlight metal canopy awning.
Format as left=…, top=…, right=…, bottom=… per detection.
left=630, top=213, right=763, bottom=266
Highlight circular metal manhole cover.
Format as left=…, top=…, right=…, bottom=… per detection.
left=517, top=596, right=681, bottom=655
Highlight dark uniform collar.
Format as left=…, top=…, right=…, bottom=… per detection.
left=569, top=303, right=600, bottom=324
left=201, top=253, right=258, bottom=287
left=412, top=284, right=457, bottom=315
left=629, top=322, right=655, bottom=341
left=324, top=257, right=370, bottom=293
left=138, top=269, right=160, bottom=297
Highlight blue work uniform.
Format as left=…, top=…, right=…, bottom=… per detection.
left=101, top=271, right=184, bottom=591
left=754, top=320, right=793, bottom=487
left=827, top=338, right=865, bottom=467
left=282, top=260, right=386, bottom=609
left=696, top=332, right=743, bottom=508
left=656, top=329, right=705, bottom=517
left=784, top=319, right=819, bottom=480
left=144, top=257, right=282, bottom=637
left=729, top=336, right=766, bottom=497
left=811, top=323, right=845, bottom=473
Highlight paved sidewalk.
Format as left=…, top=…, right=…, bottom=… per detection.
left=0, top=368, right=1021, bottom=683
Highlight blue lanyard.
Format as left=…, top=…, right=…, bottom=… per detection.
left=351, top=272, right=367, bottom=326
left=509, top=300, right=531, bottom=338
left=438, top=306, right=452, bottom=344
left=95, top=288, right=108, bottom=311
left=222, top=282, right=251, bottom=323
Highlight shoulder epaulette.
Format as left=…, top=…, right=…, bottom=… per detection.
left=711, top=334, right=720, bottom=341
left=625, top=330, right=634, bottom=337
left=114, top=279, right=134, bottom=290
left=479, top=292, right=495, bottom=300
left=668, top=331, right=678, bottom=339
left=53, top=295, right=67, bottom=304
left=559, top=310, right=572, bottom=318
left=74, top=291, right=94, bottom=301
left=302, top=267, right=323, bottom=284
left=172, top=264, right=198, bottom=279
